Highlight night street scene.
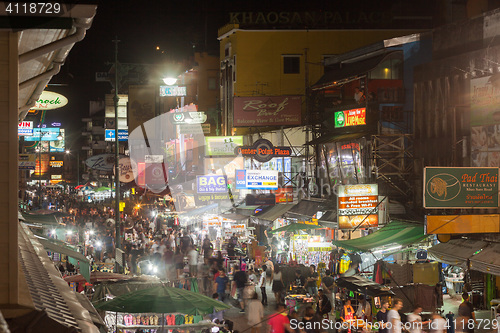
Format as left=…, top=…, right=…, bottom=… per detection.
left=4, top=0, right=500, bottom=332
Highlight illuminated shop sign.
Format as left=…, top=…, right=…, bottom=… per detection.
left=197, top=175, right=228, bottom=193
left=49, top=161, right=63, bottom=168
left=18, top=121, right=33, bottom=136
left=159, top=85, right=187, bottom=97
left=205, top=136, right=243, bottom=156
left=334, top=108, right=366, bottom=128
left=235, top=139, right=291, bottom=163
left=235, top=169, right=279, bottom=190
left=337, top=184, right=379, bottom=229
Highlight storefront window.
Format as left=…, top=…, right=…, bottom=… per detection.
left=322, top=138, right=369, bottom=185
left=368, top=52, right=403, bottom=80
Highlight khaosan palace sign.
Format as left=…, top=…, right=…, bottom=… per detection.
left=233, top=96, right=302, bottom=127
left=334, top=108, right=366, bottom=128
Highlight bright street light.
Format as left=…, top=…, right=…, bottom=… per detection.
left=162, top=77, right=177, bottom=85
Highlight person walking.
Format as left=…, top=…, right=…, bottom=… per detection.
left=214, top=269, right=229, bottom=302
left=388, top=298, right=403, bottom=333
left=271, top=264, right=285, bottom=304
left=259, top=266, right=268, bottom=306
left=247, top=293, right=264, bottom=333
left=376, top=300, right=390, bottom=333
left=268, top=303, right=291, bottom=333
left=232, top=264, right=248, bottom=313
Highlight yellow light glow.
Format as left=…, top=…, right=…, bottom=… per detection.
left=156, top=46, right=160, bottom=50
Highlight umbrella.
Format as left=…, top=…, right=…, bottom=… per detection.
left=64, top=271, right=132, bottom=284
left=95, top=186, right=112, bottom=192
left=94, top=284, right=231, bottom=315
left=269, top=222, right=323, bottom=234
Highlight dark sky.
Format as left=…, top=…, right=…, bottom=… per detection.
left=40, top=0, right=434, bottom=149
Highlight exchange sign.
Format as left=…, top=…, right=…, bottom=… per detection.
left=424, top=167, right=499, bottom=209
left=235, top=169, right=278, bottom=190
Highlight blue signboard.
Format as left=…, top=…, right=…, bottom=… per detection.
left=197, top=175, right=227, bottom=193
left=24, top=128, right=62, bottom=141
left=105, top=129, right=128, bottom=142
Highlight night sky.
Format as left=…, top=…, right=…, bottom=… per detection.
left=39, top=0, right=433, bottom=149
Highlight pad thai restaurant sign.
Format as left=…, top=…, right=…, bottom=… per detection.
left=424, top=167, right=499, bottom=209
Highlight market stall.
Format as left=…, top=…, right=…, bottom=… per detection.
left=94, top=284, right=231, bottom=333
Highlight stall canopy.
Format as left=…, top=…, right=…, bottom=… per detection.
left=428, top=239, right=488, bottom=267
left=269, top=222, right=323, bottom=234
left=470, top=243, right=500, bottom=276
left=319, top=210, right=337, bottom=228
left=21, top=211, right=60, bottom=225
left=94, top=284, right=231, bottom=315
left=331, top=220, right=426, bottom=252
left=336, top=275, right=395, bottom=297
left=287, top=199, right=334, bottom=218
left=252, top=203, right=295, bottom=222
left=36, top=236, right=91, bottom=282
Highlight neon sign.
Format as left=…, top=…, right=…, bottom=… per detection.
left=334, top=108, right=366, bottom=128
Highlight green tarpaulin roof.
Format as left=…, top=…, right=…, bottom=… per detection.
left=36, top=236, right=91, bottom=283
left=21, top=211, right=60, bottom=225
left=331, top=220, right=427, bottom=252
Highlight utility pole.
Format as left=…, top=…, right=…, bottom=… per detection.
left=112, top=37, right=121, bottom=250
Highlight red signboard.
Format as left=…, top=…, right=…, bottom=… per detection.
left=233, top=96, right=302, bottom=127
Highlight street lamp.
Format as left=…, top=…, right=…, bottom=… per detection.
left=162, top=77, right=177, bottom=85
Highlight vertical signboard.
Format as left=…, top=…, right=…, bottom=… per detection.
left=337, top=184, right=379, bottom=229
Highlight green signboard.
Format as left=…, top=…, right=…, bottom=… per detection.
left=423, top=167, right=499, bottom=209
left=205, top=136, right=243, bottom=156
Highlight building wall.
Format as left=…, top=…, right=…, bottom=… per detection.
left=0, top=31, right=34, bottom=314
left=194, top=52, right=220, bottom=135
left=219, top=29, right=424, bottom=135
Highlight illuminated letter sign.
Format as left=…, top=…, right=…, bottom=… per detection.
left=334, top=108, right=366, bottom=128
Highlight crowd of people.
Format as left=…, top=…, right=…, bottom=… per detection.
left=21, top=186, right=490, bottom=333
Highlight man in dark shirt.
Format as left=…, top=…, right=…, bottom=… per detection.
left=376, top=300, right=389, bottom=333
left=458, top=293, right=476, bottom=333
left=232, top=265, right=247, bottom=313
left=321, top=270, right=335, bottom=310
left=306, top=265, right=319, bottom=296
left=293, top=269, right=306, bottom=289
left=130, top=244, right=142, bottom=275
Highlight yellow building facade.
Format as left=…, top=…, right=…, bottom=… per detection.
left=218, top=24, right=422, bottom=135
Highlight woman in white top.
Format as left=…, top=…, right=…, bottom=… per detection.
left=388, top=298, right=403, bottom=333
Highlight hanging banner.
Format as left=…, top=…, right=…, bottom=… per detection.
left=423, top=167, right=499, bottom=209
